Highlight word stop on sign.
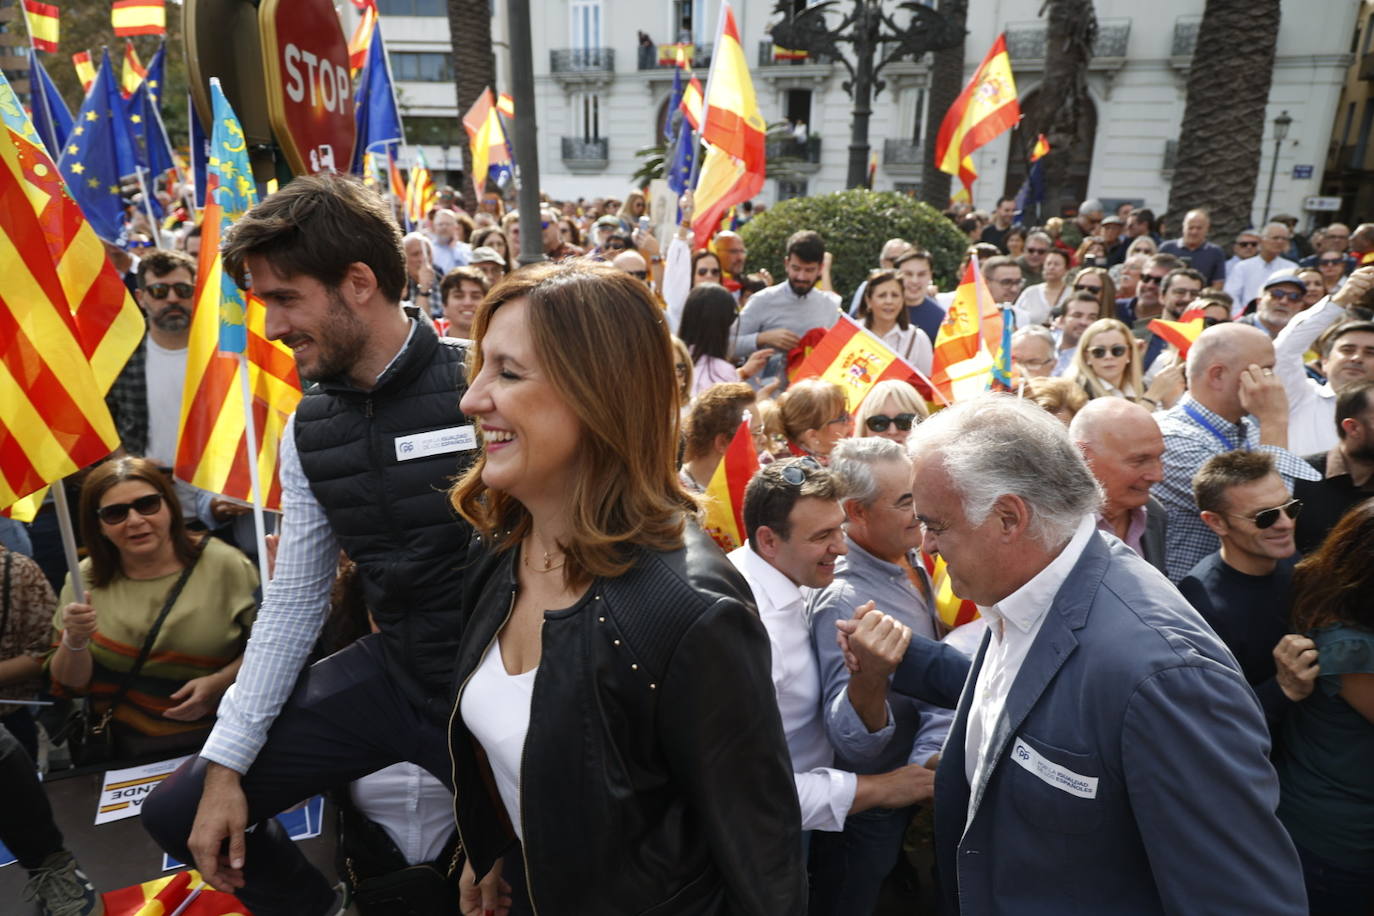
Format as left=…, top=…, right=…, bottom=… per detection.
left=283, top=44, right=350, bottom=114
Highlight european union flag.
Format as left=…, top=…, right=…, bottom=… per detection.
left=349, top=20, right=403, bottom=175
left=29, top=55, right=72, bottom=161
left=189, top=92, right=209, bottom=208
left=208, top=78, right=258, bottom=353
left=143, top=40, right=166, bottom=107
left=57, top=50, right=135, bottom=242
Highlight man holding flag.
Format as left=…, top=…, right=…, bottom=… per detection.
left=143, top=174, right=480, bottom=916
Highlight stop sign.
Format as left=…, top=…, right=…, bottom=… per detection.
left=259, top=0, right=355, bottom=176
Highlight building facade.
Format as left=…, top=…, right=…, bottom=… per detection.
left=375, top=0, right=1358, bottom=227
left=1321, top=0, right=1374, bottom=225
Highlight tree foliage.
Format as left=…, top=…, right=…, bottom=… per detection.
left=739, top=189, right=966, bottom=299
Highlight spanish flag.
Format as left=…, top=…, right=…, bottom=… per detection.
left=791, top=314, right=935, bottom=413
left=72, top=50, right=96, bottom=92
left=0, top=68, right=144, bottom=514
left=923, top=554, right=980, bottom=630
left=691, top=2, right=765, bottom=245
left=680, top=77, right=704, bottom=131
left=929, top=259, right=1003, bottom=403
left=111, top=0, right=165, bottom=37
left=21, top=0, right=59, bottom=52
left=497, top=92, right=516, bottom=119
left=1030, top=132, right=1050, bottom=162
left=702, top=418, right=759, bottom=551
left=102, top=869, right=250, bottom=916
left=348, top=0, right=378, bottom=76
left=463, top=87, right=511, bottom=202
left=120, top=40, right=147, bottom=99
left=934, top=33, right=1020, bottom=193
left=1147, top=307, right=1208, bottom=359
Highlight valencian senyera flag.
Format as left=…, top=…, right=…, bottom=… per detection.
left=0, top=67, right=143, bottom=515
left=791, top=314, right=937, bottom=413
left=702, top=417, right=759, bottom=551
left=934, top=33, right=1020, bottom=195
left=205, top=78, right=256, bottom=353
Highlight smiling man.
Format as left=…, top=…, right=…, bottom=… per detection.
left=734, top=230, right=841, bottom=359
left=142, top=174, right=478, bottom=916
left=1070, top=398, right=1168, bottom=574
left=905, top=395, right=1306, bottom=915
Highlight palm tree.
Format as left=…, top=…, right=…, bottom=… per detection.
left=1035, top=0, right=1096, bottom=218
left=1165, top=0, right=1281, bottom=243
left=445, top=0, right=498, bottom=211
left=920, top=0, right=967, bottom=209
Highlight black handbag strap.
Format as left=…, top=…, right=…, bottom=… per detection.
left=94, top=546, right=202, bottom=734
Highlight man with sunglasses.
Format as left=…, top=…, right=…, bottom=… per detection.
left=1225, top=222, right=1298, bottom=314
left=1181, top=451, right=1304, bottom=730
left=1238, top=270, right=1307, bottom=339
left=1114, top=253, right=1181, bottom=326
left=1272, top=266, right=1374, bottom=455
left=1160, top=209, right=1227, bottom=289
left=1298, top=222, right=1354, bottom=277
left=1015, top=231, right=1052, bottom=286
left=106, top=249, right=249, bottom=533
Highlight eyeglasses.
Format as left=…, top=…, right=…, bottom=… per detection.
left=696, top=266, right=722, bottom=276
left=605, top=242, right=628, bottom=251
left=96, top=492, right=163, bottom=525
left=992, top=277, right=1023, bottom=287
left=1015, top=357, right=1055, bottom=370
left=865, top=413, right=918, bottom=432
left=1088, top=344, right=1129, bottom=359
left=825, top=412, right=852, bottom=428
left=1318, top=257, right=1345, bottom=266
left=1025, top=247, right=1049, bottom=255
left=627, top=270, right=648, bottom=280
left=1235, top=240, right=1259, bottom=248
left=144, top=282, right=195, bottom=299
left=779, top=455, right=823, bottom=485
left=1139, top=274, right=1167, bottom=286
left=1229, top=498, right=1303, bottom=530
left=1202, top=316, right=1228, bottom=327
left=1266, top=288, right=1304, bottom=302
left=1073, top=283, right=1102, bottom=294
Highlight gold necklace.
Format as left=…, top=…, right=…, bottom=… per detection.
left=523, top=541, right=566, bottom=573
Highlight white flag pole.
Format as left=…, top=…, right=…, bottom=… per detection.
left=236, top=354, right=271, bottom=586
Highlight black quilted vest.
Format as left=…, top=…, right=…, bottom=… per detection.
left=293, top=321, right=475, bottom=721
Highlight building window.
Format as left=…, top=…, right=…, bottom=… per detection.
left=575, top=92, right=602, bottom=141
left=777, top=178, right=808, bottom=200
left=908, top=87, right=926, bottom=145
left=377, top=0, right=446, bottom=15
left=1355, top=99, right=1374, bottom=168
left=391, top=52, right=453, bottom=82
left=571, top=0, right=603, bottom=50
left=405, top=116, right=465, bottom=147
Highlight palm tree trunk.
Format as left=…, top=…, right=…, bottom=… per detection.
left=1164, top=0, right=1281, bottom=244
left=922, top=0, right=968, bottom=209
left=446, top=0, right=498, bottom=211
left=1036, top=0, right=1096, bottom=219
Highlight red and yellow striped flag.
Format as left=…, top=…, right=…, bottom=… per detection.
left=702, top=418, right=759, bottom=551
left=496, top=92, right=515, bottom=119
left=111, top=0, right=165, bottom=36
left=680, top=77, right=704, bottom=130
left=120, top=40, right=147, bottom=99
left=72, top=51, right=96, bottom=92
left=404, top=148, right=436, bottom=225
left=102, top=869, right=250, bottom=916
left=174, top=198, right=302, bottom=508
left=21, top=0, right=59, bottom=52
left=923, top=553, right=980, bottom=630
left=1030, top=133, right=1050, bottom=162
left=347, top=0, right=378, bottom=76
left=934, top=33, right=1020, bottom=193
left=929, top=260, right=1002, bottom=403
left=1147, top=307, right=1208, bottom=359
left=0, top=69, right=143, bottom=513
left=387, top=145, right=405, bottom=200
left=791, top=314, right=934, bottom=413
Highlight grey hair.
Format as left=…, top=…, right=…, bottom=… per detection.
left=1012, top=326, right=1055, bottom=350
left=1026, top=230, right=1052, bottom=246
left=1080, top=198, right=1104, bottom=216
left=906, top=395, right=1102, bottom=547
left=830, top=437, right=907, bottom=510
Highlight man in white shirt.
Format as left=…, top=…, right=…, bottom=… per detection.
left=909, top=395, right=1305, bottom=914
left=427, top=209, right=471, bottom=274
left=1273, top=266, right=1374, bottom=455
left=1225, top=222, right=1298, bottom=313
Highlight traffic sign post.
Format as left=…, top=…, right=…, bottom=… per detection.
left=258, top=0, right=356, bottom=177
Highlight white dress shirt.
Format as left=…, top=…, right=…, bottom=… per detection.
left=964, top=515, right=1096, bottom=825
left=1273, top=294, right=1344, bottom=456
left=1224, top=255, right=1297, bottom=314
left=729, top=544, right=857, bottom=832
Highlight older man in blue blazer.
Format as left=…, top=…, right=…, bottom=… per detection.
left=903, top=395, right=1305, bottom=915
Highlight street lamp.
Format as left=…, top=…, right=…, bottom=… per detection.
left=1262, top=109, right=1293, bottom=224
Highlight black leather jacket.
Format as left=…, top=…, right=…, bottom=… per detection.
left=449, top=522, right=806, bottom=914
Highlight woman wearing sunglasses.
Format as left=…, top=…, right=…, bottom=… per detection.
left=777, top=378, right=853, bottom=463
left=854, top=379, right=928, bottom=446
left=449, top=261, right=803, bottom=914
left=48, top=458, right=258, bottom=759
left=1067, top=318, right=1144, bottom=401
left=1274, top=498, right=1374, bottom=914
left=856, top=269, right=934, bottom=373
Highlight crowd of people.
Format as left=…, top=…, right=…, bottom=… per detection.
left=2, top=172, right=1374, bottom=916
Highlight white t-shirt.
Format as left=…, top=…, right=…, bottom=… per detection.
left=460, top=639, right=537, bottom=840
left=349, top=763, right=455, bottom=865
left=144, top=338, right=190, bottom=466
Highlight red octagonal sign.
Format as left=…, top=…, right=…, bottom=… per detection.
left=259, top=0, right=356, bottom=176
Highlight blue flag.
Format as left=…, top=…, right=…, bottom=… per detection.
left=1012, top=160, right=1045, bottom=225
left=57, top=50, right=135, bottom=242
left=665, top=66, right=684, bottom=145
left=143, top=41, right=166, bottom=107
left=28, top=55, right=72, bottom=161
left=350, top=20, right=403, bottom=175
left=190, top=92, right=209, bottom=209
left=208, top=78, right=259, bottom=353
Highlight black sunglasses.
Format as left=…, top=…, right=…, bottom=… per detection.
left=144, top=282, right=195, bottom=299
left=1235, top=240, right=1259, bottom=248
left=605, top=242, right=628, bottom=251
left=779, top=456, right=823, bottom=485
left=1074, top=283, right=1102, bottom=293
left=865, top=413, right=918, bottom=433
left=627, top=270, right=648, bottom=280
left=1318, top=258, right=1345, bottom=266
left=1139, top=274, right=1166, bottom=286
left=97, top=493, right=164, bottom=525
left=1088, top=344, right=1129, bottom=359
left=1266, top=288, right=1304, bottom=302
left=1230, top=498, right=1302, bottom=530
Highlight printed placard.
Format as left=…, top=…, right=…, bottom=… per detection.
left=1010, top=736, right=1098, bottom=799
left=95, top=755, right=193, bottom=825
left=394, top=425, right=477, bottom=461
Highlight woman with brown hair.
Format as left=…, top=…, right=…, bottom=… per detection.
left=855, top=268, right=933, bottom=372
left=449, top=261, right=803, bottom=914
left=1275, top=498, right=1374, bottom=914
left=1069, top=265, right=1118, bottom=318
left=48, top=458, right=258, bottom=758
left=777, top=378, right=852, bottom=462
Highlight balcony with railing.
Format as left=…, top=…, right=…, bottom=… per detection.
left=767, top=135, right=823, bottom=173
left=757, top=40, right=834, bottom=68
left=637, top=43, right=712, bottom=71
left=550, top=48, right=615, bottom=87
left=1004, top=18, right=1131, bottom=68
left=1171, top=16, right=1201, bottom=59
left=561, top=137, right=609, bottom=172
left=883, top=139, right=923, bottom=175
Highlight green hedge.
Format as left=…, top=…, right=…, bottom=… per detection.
left=738, top=189, right=967, bottom=300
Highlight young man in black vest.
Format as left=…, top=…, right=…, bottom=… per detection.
left=142, top=174, right=477, bottom=916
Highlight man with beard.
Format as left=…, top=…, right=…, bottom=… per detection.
left=106, top=250, right=248, bottom=530
left=142, top=174, right=478, bottom=916
left=735, top=230, right=842, bottom=360
left=1238, top=271, right=1307, bottom=339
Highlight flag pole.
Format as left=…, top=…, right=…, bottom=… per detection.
left=236, top=354, right=271, bottom=587
left=134, top=166, right=163, bottom=247
left=49, top=482, right=87, bottom=603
